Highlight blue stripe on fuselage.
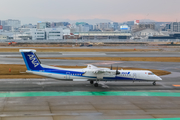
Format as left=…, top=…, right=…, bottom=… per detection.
left=43, top=68, right=85, bottom=75
left=31, top=68, right=145, bottom=81
left=104, top=76, right=143, bottom=81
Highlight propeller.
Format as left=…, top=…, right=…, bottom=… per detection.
left=116, top=66, right=120, bottom=75
left=110, top=64, right=112, bottom=70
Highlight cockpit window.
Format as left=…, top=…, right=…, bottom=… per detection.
left=148, top=72, right=155, bottom=75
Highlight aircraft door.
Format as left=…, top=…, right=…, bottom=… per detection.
left=133, top=73, right=136, bottom=81
left=97, top=74, right=103, bottom=79
left=66, top=72, right=70, bottom=79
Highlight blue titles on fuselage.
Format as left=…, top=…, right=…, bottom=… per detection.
left=121, top=72, right=130, bottom=74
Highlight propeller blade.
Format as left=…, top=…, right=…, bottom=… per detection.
left=116, top=66, right=120, bottom=75
left=111, top=65, right=112, bottom=70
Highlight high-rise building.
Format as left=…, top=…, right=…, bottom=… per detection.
left=51, top=22, right=70, bottom=28
left=89, top=24, right=93, bottom=31
left=171, top=22, right=180, bottom=32
left=1, top=19, right=21, bottom=29
left=163, top=23, right=171, bottom=31
left=37, top=22, right=51, bottom=29
left=73, top=22, right=91, bottom=32
left=2, top=26, right=12, bottom=31
left=96, top=23, right=109, bottom=30
left=113, top=22, right=119, bottom=30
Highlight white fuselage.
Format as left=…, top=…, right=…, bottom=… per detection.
left=27, top=64, right=162, bottom=82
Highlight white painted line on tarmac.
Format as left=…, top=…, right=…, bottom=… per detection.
left=0, top=55, right=20, bottom=56
left=99, top=82, right=110, bottom=88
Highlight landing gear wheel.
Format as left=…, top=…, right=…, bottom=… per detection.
left=94, top=83, right=99, bottom=87
left=153, top=81, right=156, bottom=86
left=90, top=80, right=94, bottom=84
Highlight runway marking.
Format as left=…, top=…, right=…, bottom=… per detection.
left=1, top=91, right=180, bottom=97
left=88, top=61, right=123, bottom=65
left=173, top=85, right=180, bottom=87
left=99, top=83, right=109, bottom=88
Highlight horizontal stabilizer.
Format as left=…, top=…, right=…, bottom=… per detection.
left=19, top=49, right=36, bottom=53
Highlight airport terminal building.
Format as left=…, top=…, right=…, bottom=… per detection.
left=74, top=32, right=131, bottom=40
left=30, top=28, right=63, bottom=40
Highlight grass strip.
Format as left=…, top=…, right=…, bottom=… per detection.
left=40, top=57, right=180, bottom=63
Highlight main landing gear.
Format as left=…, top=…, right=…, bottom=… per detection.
left=153, top=81, right=156, bottom=86
left=90, top=79, right=99, bottom=87
left=90, top=80, right=98, bottom=87
left=94, top=83, right=99, bottom=87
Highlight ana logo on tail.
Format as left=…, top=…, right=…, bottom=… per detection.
left=28, top=54, right=39, bottom=67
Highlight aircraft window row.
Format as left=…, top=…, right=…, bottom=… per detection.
left=71, top=74, right=81, bottom=76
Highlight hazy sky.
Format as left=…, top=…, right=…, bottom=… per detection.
left=0, top=0, right=180, bottom=24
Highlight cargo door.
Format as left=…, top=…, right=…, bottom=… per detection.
left=133, top=73, right=136, bottom=81
left=97, top=74, right=103, bottom=79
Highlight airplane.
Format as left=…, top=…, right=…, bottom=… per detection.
left=19, top=49, right=162, bottom=87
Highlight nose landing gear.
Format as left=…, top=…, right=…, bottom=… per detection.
left=153, top=81, right=156, bottom=86
left=90, top=80, right=94, bottom=84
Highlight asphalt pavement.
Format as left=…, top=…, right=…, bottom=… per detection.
left=1, top=51, right=180, bottom=120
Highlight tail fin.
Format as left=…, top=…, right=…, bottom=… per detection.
left=19, top=49, right=44, bottom=71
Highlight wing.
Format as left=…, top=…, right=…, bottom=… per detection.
left=93, top=68, right=110, bottom=74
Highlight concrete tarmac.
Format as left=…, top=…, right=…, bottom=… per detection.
left=2, top=51, right=180, bottom=57
left=0, top=51, right=180, bottom=120
left=0, top=95, right=180, bottom=120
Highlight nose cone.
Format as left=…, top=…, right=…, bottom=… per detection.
left=156, top=76, right=162, bottom=81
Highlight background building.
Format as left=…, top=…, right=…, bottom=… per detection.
left=37, top=22, right=51, bottom=29
left=2, top=26, right=12, bottom=31
left=171, top=22, right=180, bottom=32
left=52, top=22, right=70, bottom=28
left=76, top=31, right=131, bottom=40
left=132, top=28, right=160, bottom=38
left=120, top=25, right=130, bottom=33
left=30, top=29, right=45, bottom=40
left=0, top=35, right=8, bottom=40
left=69, top=22, right=93, bottom=32
left=45, top=28, right=63, bottom=40
left=21, top=24, right=36, bottom=28
left=132, top=23, right=155, bottom=33
left=1, top=19, right=21, bottom=30
left=96, top=23, right=109, bottom=30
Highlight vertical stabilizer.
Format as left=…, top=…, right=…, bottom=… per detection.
left=19, top=49, right=43, bottom=70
